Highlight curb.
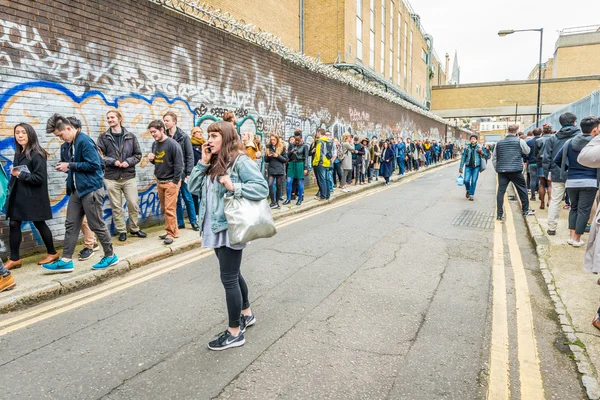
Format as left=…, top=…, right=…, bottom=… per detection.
left=509, top=184, right=600, bottom=400
left=0, top=159, right=457, bottom=314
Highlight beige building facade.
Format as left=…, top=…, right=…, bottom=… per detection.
left=529, top=25, right=600, bottom=80
left=201, top=0, right=446, bottom=109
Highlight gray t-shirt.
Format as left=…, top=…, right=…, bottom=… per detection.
left=201, top=178, right=246, bottom=250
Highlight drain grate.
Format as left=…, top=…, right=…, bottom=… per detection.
left=452, top=209, right=495, bottom=229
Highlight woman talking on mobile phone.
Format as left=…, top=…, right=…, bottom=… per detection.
left=190, top=121, right=269, bottom=351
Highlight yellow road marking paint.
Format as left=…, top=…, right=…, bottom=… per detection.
left=505, top=199, right=545, bottom=399
left=0, top=164, right=449, bottom=336
left=487, top=219, right=511, bottom=400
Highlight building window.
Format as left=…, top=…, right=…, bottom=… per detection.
left=389, top=1, right=394, bottom=79
left=356, top=0, right=363, bottom=60
left=421, top=48, right=427, bottom=63
left=409, top=30, right=413, bottom=94
left=397, top=11, right=401, bottom=84
left=369, top=0, right=374, bottom=68
left=403, top=22, right=407, bottom=89
left=380, top=1, right=385, bottom=75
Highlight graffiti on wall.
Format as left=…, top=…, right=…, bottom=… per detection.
left=0, top=12, right=448, bottom=250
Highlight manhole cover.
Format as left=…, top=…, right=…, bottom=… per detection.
left=452, top=209, right=495, bottom=229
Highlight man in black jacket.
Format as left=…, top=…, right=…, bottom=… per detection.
left=492, top=124, right=536, bottom=220
left=97, top=110, right=146, bottom=242
left=163, top=111, right=198, bottom=231
left=542, top=112, right=581, bottom=235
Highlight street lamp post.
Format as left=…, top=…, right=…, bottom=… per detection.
left=498, top=28, right=544, bottom=127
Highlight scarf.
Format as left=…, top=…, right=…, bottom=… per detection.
left=191, top=137, right=205, bottom=146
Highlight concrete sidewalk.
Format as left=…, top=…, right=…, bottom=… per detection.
left=520, top=195, right=600, bottom=399
left=0, top=159, right=458, bottom=313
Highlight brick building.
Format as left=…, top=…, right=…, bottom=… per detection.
left=205, top=0, right=448, bottom=109
left=0, top=0, right=460, bottom=255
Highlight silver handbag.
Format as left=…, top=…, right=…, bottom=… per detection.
left=224, top=156, right=277, bottom=245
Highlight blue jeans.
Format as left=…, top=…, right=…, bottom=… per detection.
left=314, top=166, right=330, bottom=199
left=425, top=151, right=432, bottom=166
left=397, top=157, right=405, bottom=175
left=0, top=260, right=9, bottom=276
left=528, top=164, right=539, bottom=193
left=176, top=181, right=198, bottom=226
left=464, top=166, right=480, bottom=196
left=327, top=167, right=334, bottom=191
left=287, top=177, right=304, bottom=200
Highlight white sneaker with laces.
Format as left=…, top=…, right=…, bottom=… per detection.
left=573, top=240, right=585, bottom=248
left=567, top=238, right=574, bottom=245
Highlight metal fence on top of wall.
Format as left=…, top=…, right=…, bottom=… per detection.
left=522, top=91, right=600, bottom=132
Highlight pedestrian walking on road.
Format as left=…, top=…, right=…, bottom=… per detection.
left=191, top=121, right=268, bottom=350
left=148, top=119, right=184, bottom=245
left=97, top=110, right=146, bottom=242
left=543, top=112, right=581, bottom=235
left=459, top=134, right=484, bottom=201
left=493, top=124, right=535, bottom=220
left=525, top=128, right=542, bottom=201
left=554, top=116, right=600, bottom=247
left=4, top=123, right=58, bottom=270
left=163, top=112, right=199, bottom=231
left=43, top=114, right=119, bottom=272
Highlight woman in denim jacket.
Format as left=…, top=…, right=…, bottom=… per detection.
left=189, top=121, right=268, bottom=351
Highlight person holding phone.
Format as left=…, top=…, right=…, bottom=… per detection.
left=4, top=123, right=58, bottom=270
left=264, top=134, right=288, bottom=209
left=189, top=121, right=268, bottom=351
left=284, top=130, right=309, bottom=205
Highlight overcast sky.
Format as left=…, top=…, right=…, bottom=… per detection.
left=411, top=0, right=600, bottom=84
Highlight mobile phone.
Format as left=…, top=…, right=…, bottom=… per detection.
left=206, top=147, right=211, bottom=153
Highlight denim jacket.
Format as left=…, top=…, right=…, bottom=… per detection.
left=188, top=154, right=269, bottom=234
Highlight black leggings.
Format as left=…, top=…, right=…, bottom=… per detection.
left=214, top=246, right=250, bottom=328
left=268, top=175, right=284, bottom=204
left=10, top=220, right=57, bottom=261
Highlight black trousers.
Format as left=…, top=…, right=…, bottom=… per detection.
left=9, top=220, right=56, bottom=261
left=567, top=187, right=597, bottom=235
left=497, top=172, right=530, bottom=217
left=214, top=246, right=250, bottom=328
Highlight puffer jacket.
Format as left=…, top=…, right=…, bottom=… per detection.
left=188, top=154, right=269, bottom=235
left=97, top=127, right=142, bottom=180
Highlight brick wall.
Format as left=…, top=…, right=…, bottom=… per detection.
left=0, top=0, right=449, bottom=256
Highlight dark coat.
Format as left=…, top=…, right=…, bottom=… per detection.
left=264, top=145, right=288, bottom=176
left=67, top=132, right=104, bottom=197
left=379, top=147, right=394, bottom=178
left=96, top=127, right=142, bottom=180
left=6, top=152, right=52, bottom=221
left=171, top=127, right=194, bottom=178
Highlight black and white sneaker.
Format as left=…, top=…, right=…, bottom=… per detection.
left=523, top=209, right=536, bottom=216
left=240, top=314, right=256, bottom=333
left=78, top=247, right=94, bottom=261
left=207, top=330, right=245, bottom=351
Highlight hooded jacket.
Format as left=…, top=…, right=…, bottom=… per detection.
left=97, top=127, right=142, bottom=181
left=542, top=125, right=581, bottom=183
left=554, top=134, right=597, bottom=182
left=312, top=137, right=332, bottom=168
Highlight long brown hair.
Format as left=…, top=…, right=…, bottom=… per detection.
left=206, top=121, right=244, bottom=179
left=269, top=134, right=284, bottom=155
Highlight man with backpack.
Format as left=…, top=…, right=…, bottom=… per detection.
left=543, top=112, right=581, bottom=235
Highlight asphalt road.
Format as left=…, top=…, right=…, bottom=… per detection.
left=0, top=163, right=586, bottom=399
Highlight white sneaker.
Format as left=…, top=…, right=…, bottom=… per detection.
left=573, top=240, right=585, bottom=248
left=567, top=238, right=574, bottom=245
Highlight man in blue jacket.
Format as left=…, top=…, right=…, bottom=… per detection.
left=396, top=137, right=406, bottom=175
left=43, top=114, right=119, bottom=272
left=525, top=128, right=542, bottom=201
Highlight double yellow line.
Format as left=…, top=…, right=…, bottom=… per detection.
left=0, top=169, right=426, bottom=336
left=487, top=195, right=545, bottom=399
